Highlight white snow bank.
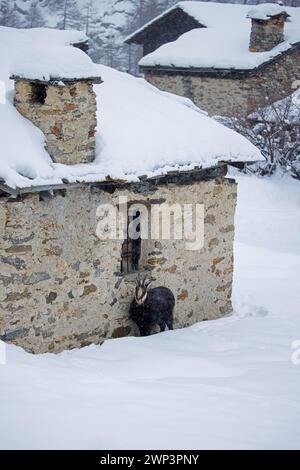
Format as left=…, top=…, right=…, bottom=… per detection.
left=11, top=45, right=99, bottom=81
left=0, top=175, right=300, bottom=450
left=0, top=25, right=262, bottom=189
left=0, top=93, right=53, bottom=189
left=0, top=25, right=87, bottom=47
left=4, top=25, right=96, bottom=82
left=20, top=27, right=88, bottom=46
left=139, top=2, right=300, bottom=71
left=247, top=4, right=289, bottom=21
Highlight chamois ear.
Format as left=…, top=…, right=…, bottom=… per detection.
left=143, top=276, right=153, bottom=289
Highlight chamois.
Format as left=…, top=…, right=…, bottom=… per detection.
left=129, top=274, right=175, bottom=336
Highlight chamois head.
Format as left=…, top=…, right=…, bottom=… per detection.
left=135, top=274, right=152, bottom=305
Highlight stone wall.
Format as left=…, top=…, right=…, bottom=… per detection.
left=14, top=80, right=97, bottom=165
left=0, top=177, right=237, bottom=353
left=249, top=16, right=285, bottom=52
left=144, top=46, right=300, bottom=116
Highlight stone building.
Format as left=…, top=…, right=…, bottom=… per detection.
left=126, top=2, right=300, bottom=116
left=0, top=28, right=262, bottom=354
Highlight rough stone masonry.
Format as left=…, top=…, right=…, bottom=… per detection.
left=0, top=177, right=237, bottom=353
left=249, top=14, right=286, bottom=53
left=144, top=46, right=300, bottom=117
left=13, top=79, right=98, bottom=165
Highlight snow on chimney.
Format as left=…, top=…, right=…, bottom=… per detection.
left=11, top=45, right=101, bottom=166
left=247, top=4, right=290, bottom=53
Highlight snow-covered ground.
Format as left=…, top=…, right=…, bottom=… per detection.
left=1, top=173, right=300, bottom=450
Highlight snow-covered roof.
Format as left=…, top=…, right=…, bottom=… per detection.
left=1, top=26, right=95, bottom=82
left=246, top=4, right=290, bottom=21
left=5, top=25, right=88, bottom=46
left=0, top=26, right=262, bottom=190
left=11, top=45, right=100, bottom=82
left=137, top=2, right=300, bottom=72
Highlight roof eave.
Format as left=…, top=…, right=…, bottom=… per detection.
left=124, top=5, right=180, bottom=44
left=0, top=164, right=236, bottom=197
left=140, top=40, right=300, bottom=77
left=124, top=5, right=203, bottom=45
left=10, top=75, right=103, bottom=84
left=140, top=64, right=252, bottom=78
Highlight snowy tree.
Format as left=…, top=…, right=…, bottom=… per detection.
left=218, top=92, right=300, bottom=176
left=83, top=0, right=97, bottom=35
left=27, top=1, right=45, bottom=28
left=125, top=0, right=173, bottom=32
left=56, top=0, right=82, bottom=30
left=0, top=0, right=24, bottom=27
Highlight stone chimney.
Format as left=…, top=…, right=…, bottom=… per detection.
left=12, top=75, right=101, bottom=165
left=247, top=6, right=290, bottom=53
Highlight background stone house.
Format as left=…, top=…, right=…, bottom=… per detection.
left=0, top=28, right=261, bottom=354
left=126, top=2, right=300, bottom=116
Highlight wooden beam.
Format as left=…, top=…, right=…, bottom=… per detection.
left=0, top=164, right=229, bottom=198
left=0, top=182, right=19, bottom=197
left=10, top=76, right=103, bottom=85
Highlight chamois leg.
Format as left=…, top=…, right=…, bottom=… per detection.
left=158, top=320, right=166, bottom=332
left=139, top=324, right=153, bottom=337
left=165, top=318, right=173, bottom=330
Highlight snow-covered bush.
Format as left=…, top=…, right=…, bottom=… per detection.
left=218, top=91, right=300, bottom=178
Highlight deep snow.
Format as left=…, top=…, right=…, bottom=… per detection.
left=0, top=173, right=300, bottom=450
left=247, top=4, right=290, bottom=21
left=11, top=44, right=99, bottom=81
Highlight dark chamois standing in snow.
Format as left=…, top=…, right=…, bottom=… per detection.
left=129, top=275, right=175, bottom=336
